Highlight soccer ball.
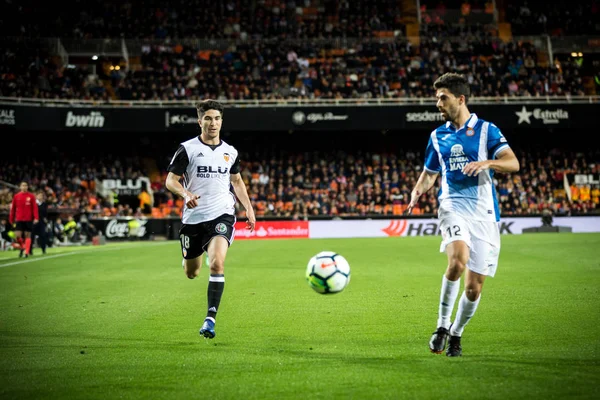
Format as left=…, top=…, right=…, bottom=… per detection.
left=305, top=251, right=351, bottom=294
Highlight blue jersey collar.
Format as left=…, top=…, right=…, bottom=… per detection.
left=446, top=113, right=478, bottom=131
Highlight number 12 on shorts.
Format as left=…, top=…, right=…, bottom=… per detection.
left=446, top=225, right=461, bottom=237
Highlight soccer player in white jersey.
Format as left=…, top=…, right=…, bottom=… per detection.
left=406, top=73, right=519, bottom=356
left=166, top=99, right=256, bottom=339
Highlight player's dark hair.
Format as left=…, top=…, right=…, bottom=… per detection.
left=196, top=99, right=224, bottom=119
left=433, top=73, right=470, bottom=104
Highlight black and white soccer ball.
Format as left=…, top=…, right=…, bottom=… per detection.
left=305, top=251, right=351, bottom=294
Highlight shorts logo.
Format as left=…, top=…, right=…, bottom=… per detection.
left=182, top=248, right=187, bottom=257
left=215, top=223, right=227, bottom=234
left=223, top=153, right=230, bottom=162
left=466, top=127, right=475, bottom=136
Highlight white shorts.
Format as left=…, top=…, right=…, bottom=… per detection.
left=439, top=215, right=501, bottom=277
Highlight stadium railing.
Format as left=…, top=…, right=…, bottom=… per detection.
left=550, top=36, right=600, bottom=54
left=4, top=34, right=599, bottom=53
left=1, top=96, right=599, bottom=108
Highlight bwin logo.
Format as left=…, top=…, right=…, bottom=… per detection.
left=65, top=111, right=105, bottom=127
left=450, top=144, right=464, bottom=157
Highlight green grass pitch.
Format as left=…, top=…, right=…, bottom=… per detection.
left=0, top=233, right=599, bottom=399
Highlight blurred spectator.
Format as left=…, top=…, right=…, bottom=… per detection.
left=63, top=215, right=81, bottom=242
left=53, top=218, right=66, bottom=245
left=1, top=219, right=16, bottom=250
left=32, top=191, right=49, bottom=255
left=138, top=186, right=153, bottom=215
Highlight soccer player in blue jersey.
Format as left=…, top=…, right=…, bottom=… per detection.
left=406, top=73, right=520, bottom=357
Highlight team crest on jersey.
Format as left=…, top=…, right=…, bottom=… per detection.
left=466, top=127, right=475, bottom=136
left=450, top=144, right=464, bottom=157
left=223, top=153, right=230, bottom=162
left=449, top=144, right=469, bottom=172
left=215, top=223, right=227, bottom=234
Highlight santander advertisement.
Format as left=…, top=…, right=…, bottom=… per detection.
left=233, top=217, right=600, bottom=240
left=234, top=221, right=309, bottom=240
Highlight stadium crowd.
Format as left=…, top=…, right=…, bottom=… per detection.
left=1, top=147, right=598, bottom=225
left=0, top=0, right=589, bottom=101
left=233, top=147, right=599, bottom=219
left=506, top=1, right=600, bottom=36
left=0, top=154, right=149, bottom=219
left=116, top=24, right=583, bottom=101
left=3, top=0, right=405, bottom=40
left=1, top=30, right=585, bottom=101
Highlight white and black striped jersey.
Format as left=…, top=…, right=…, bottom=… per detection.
left=167, top=137, right=241, bottom=224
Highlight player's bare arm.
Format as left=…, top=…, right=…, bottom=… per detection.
left=165, top=172, right=200, bottom=208
left=230, top=172, right=256, bottom=232
left=462, top=148, right=520, bottom=177
left=406, top=170, right=439, bottom=215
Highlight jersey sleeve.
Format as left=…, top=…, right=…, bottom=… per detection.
left=32, top=195, right=39, bottom=220
left=167, top=145, right=189, bottom=175
left=487, top=123, right=510, bottom=158
left=424, top=135, right=441, bottom=173
left=230, top=155, right=241, bottom=174
left=9, top=195, right=16, bottom=224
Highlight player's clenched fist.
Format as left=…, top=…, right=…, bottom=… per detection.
left=184, top=191, right=200, bottom=208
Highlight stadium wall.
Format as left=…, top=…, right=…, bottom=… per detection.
left=89, top=217, right=600, bottom=241
left=0, top=103, right=595, bottom=131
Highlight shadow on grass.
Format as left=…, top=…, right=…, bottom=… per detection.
left=465, top=355, right=600, bottom=368
left=0, top=330, right=204, bottom=349
left=3, top=330, right=599, bottom=374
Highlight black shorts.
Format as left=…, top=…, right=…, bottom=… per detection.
left=15, top=221, right=34, bottom=232
left=178, top=214, right=236, bottom=260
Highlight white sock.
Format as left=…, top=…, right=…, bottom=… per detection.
left=450, top=291, right=481, bottom=337
left=437, top=275, right=461, bottom=330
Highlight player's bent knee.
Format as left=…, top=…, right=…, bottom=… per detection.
left=186, top=269, right=200, bottom=279
left=448, top=256, right=466, bottom=272
left=184, top=261, right=201, bottom=279
left=465, top=286, right=482, bottom=301
left=209, top=260, right=225, bottom=274
left=446, top=256, right=467, bottom=280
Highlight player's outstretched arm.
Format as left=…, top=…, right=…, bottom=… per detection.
left=9, top=198, right=16, bottom=226
left=462, top=148, right=520, bottom=177
left=165, top=172, right=200, bottom=208
left=32, top=195, right=39, bottom=224
left=406, top=170, right=439, bottom=215
left=488, top=148, right=520, bottom=173
left=230, top=173, right=255, bottom=232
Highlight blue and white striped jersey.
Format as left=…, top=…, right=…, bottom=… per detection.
left=424, top=114, right=510, bottom=222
